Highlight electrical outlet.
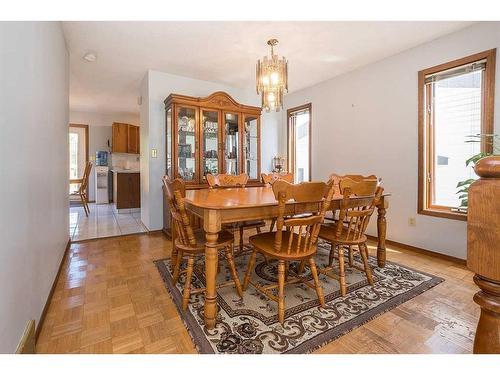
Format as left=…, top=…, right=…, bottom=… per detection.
left=151, top=149, right=157, bottom=158
left=408, top=217, right=416, bottom=227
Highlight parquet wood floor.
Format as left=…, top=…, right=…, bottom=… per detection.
left=36, top=232, right=479, bottom=354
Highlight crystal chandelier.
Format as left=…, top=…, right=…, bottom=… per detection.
left=256, top=39, right=288, bottom=112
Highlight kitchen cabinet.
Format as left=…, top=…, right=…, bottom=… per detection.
left=112, top=171, right=140, bottom=209
left=112, top=122, right=140, bottom=154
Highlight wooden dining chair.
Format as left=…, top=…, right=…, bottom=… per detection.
left=261, top=172, right=294, bottom=185
left=162, top=176, right=243, bottom=311
left=206, top=173, right=266, bottom=253
left=318, top=178, right=384, bottom=297
left=242, top=180, right=336, bottom=324
left=70, top=161, right=92, bottom=217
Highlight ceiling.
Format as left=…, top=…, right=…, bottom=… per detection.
left=63, top=21, right=473, bottom=115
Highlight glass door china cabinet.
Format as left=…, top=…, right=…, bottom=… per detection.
left=163, top=92, right=262, bottom=235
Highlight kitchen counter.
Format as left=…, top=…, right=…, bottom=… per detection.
left=111, top=169, right=140, bottom=174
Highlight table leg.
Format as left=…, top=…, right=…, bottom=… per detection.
left=203, top=210, right=221, bottom=330
left=376, top=198, right=388, bottom=268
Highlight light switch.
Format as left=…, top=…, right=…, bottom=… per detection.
left=151, top=149, right=158, bottom=158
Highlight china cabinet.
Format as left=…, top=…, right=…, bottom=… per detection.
left=164, top=91, right=262, bottom=188
left=163, top=91, right=262, bottom=236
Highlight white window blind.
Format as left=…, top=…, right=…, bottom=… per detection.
left=425, top=61, right=484, bottom=208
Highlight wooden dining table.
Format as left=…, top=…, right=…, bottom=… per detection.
left=181, top=185, right=389, bottom=329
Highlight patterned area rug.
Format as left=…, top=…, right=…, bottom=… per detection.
left=155, top=240, right=443, bottom=354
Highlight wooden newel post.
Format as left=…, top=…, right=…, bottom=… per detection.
left=467, top=156, right=500, bottom=354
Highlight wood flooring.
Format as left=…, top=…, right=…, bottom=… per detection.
left=36, top=232, right=479, bottom=354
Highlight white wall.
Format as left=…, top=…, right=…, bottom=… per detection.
left=69, top=111, right=140, bottom=201
left=140, top=70, right=280, bottom=230
left=282, top=22, right=500, bottom=259
left=0, top=22, right=69, bottom=352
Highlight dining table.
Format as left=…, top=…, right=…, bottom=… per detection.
left=180, top=185, right=390, bottom=329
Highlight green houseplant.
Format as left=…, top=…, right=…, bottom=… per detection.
left=456, top=133, right=499, bottom=208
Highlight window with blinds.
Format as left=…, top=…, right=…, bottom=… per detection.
left=418, top=49, right=495, bottom=220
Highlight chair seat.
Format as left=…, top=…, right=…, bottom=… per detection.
left=318, top=224, right=367, bottom=245
left=175, top=229, right=234, bottom=253
left=249, top=231, right=317, bottom=260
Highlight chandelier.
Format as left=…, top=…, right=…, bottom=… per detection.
left=256, top=39, right=288, bottom=112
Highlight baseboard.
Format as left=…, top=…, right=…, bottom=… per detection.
left=35, top=238, right=71, bottom=343
left=15, top=320, right=36, bottom=354
left=366, top=235, right=466, bottom=265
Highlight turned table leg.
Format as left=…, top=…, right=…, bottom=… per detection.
left=376, top=198, right=388, bottom=268
left=472, top=275, right=500, bottom=353
left=203, top=209, right=221, bottom=330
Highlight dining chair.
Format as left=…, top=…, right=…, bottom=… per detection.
left=70, top=161, right=93, bottom=217
left=261, top=172, right=294, bottom=185
left=325, top=174, right=380, bottom=265
left=162, top=176, right=243, bottom=311
left=206, top=173, right=266, bottom=253
left=318, top=178, right=384, bottom=297
left=242, top=180, right=336, bottom=324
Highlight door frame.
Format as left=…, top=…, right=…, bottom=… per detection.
left=69, top=123, right=90, bottom=198
left=286, top=103, right=312, bottom=182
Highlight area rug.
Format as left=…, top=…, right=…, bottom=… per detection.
left=154, top=240, right=443, bottom=354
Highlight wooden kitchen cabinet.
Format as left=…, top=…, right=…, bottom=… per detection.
left=112, top=122, right=140, bottom=154
left=128, top=125, right=140, bottom=154
left=113, top=172, right=140, bottom=209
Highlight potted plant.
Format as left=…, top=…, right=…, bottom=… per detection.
left=456, top=133, right=499, bottom=209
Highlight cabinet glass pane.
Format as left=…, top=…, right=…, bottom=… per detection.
left=244, top=115, right=258, bottom=179
left=177, top=107, right=196, bottom=181
left=202, top=110, right=219, bottom=178
left=224, top=113, right=239, bottom=175
left=166, top=107, right=172, bottom=177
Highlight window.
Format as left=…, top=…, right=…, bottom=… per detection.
left=287, top=103, right=312, bottom=183
left=68, top=124, right=89, bottom=194
left=69, top=132, right=79, bottom=179
left=418, top=49, right=496, bottom=220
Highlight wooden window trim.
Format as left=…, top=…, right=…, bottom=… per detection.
left=287, top=103, right=312, bottom=182
left=418, top=49, right=496, bottom=221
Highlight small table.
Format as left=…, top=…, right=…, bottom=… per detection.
left=182, top=186, right=389, bottom=329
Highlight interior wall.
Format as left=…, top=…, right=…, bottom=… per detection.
left=69, top=111, right=140, bottom=201
left=140, top=70, right=280, bottom=230
left=282, top=22, right=500, bottom=259
left=0, top=22, right=69, bottom=353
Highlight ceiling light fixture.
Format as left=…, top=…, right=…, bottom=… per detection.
left=83, top=52, right=97, bottom=62
left=256, top=39, right=288, bottom=112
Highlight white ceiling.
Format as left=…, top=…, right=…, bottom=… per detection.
left=63, top=21, right=473, bottom=115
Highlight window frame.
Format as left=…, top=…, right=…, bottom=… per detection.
left=287, top=103, right=312, bottom=183
left=418, top=49, right=496, bottom=221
